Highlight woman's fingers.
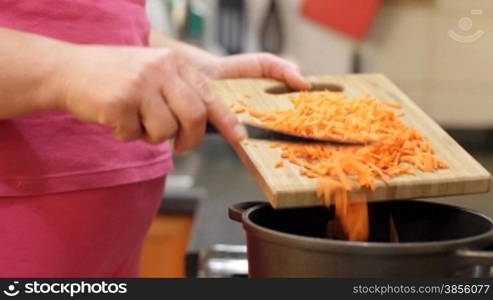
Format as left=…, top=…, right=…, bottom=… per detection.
left=161, top=60, right=207, bottom=153
left=205, top=94, right=247, bottom=144
left=179, top=62, right=246, bottom=145
left=99, top=98, right=143, bottom=142
left=113, top=110, right=143, bottom=142
left=140, top=91, right=178, bottom=144
left=255, top=53, right=311, bottom=90
left=219, top=53, right=311, bottom=91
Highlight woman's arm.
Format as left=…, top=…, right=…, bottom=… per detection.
left=0, top=27, right=69, bottom=118
left=0, top=27, right=180, bottom=145
left=0, top=26, right=307, bottom=152
left=0, top=27, right=245, bottom=151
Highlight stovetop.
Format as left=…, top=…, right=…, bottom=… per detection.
left=197, top=244, right=248, bottom=277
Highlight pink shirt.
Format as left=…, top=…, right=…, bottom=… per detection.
left=0, top=0, right=173, bottom=196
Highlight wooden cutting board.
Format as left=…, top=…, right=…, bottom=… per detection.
left=210, top=74, right=491, bottom=208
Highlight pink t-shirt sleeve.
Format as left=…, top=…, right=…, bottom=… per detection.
left=0, top=0, right=173, bottom=196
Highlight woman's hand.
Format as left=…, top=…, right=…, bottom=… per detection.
left=202, top=53, right=311, bottom=91
left=186, top=52, right=313, bottom=150
left=56, top=45, right=245, bottom=152
left=57, top=46, right=310, bottom=153
left=149, top=30, right=311, bottom=91
left=148, top=30, right=311, bottom=149
left=0, top=28, right=309, bottom=153
left=184, top=53, right=311, bottom=147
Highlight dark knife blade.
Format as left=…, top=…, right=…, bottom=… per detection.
left=243, top=122, right=370, bottom=145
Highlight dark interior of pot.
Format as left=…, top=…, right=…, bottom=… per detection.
left=249, top=200, right=493, bottom=243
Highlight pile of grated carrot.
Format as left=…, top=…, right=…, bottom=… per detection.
left=233, top=91, right=448, bottom=241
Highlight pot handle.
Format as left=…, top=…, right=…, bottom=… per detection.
left=228, top=201, right=266, bottom=222
left=455, top=247, right=493, bottom=266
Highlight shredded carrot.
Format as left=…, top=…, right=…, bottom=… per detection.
left=243, top=91, right=448, bottom=241
left=275, top=161, right=284, bottom=168
left=232, top=107, right=246, bottom=114
left=238, top=99, right=248, bottom=106
left=383, top=100, right=402, bottom=109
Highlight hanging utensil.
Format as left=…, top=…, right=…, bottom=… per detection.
left=217, top=0, right=246, bottom=54
left=260, top=0, right=284, bottom=54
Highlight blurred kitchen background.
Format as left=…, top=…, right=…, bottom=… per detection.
left=139, top=0, right=493, bottom=277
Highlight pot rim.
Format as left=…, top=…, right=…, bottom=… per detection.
left=240, top=200, right=493, bottom=255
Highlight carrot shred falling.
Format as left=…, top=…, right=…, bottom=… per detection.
left=237, top=91, right=448, bottom=241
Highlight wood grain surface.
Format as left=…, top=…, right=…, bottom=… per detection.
left=210, top=74, right=491, bottom=208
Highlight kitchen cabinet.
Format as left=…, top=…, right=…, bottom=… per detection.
left=139, top=213, right=194, bottom=278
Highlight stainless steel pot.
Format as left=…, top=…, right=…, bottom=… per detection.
left=229, top=200, right=493, bottom=277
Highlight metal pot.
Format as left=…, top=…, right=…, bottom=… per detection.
left=229, top=200, right=493, bottom=277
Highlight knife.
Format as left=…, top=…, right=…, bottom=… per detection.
left=243, top=121, right=372, bottom=145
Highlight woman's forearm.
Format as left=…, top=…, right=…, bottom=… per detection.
left=0, top=27, right=70, bottom=119
left=0, top=27, right=202, bottom=119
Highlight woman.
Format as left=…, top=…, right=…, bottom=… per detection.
left=0, top=0, right=309, bottom=277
